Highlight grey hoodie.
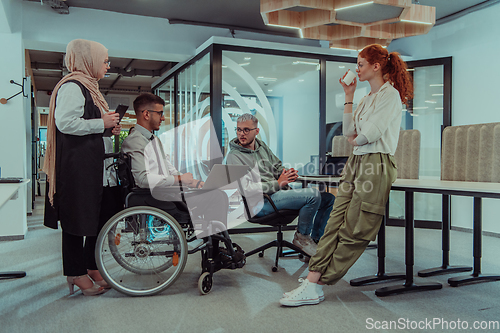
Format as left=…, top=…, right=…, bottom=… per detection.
left=226, top=137, right=287, bottom=196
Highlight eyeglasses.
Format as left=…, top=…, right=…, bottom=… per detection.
left=144, top=110, right=164, bottom=117
left=104, top=61, right=111, bottom=66
left=235, top=127, right=257, bottom=134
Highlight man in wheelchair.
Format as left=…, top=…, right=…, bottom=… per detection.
left=119, top=93, right=245, bottom=293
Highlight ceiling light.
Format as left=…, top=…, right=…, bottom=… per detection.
left=330, top=46, right=358, bottom=51
left=244, top=57, right=251, bottom=60
left=222, top=65, right=228, bottom=68
left=257, top=76, right=277, bottom=82
left=400, top=19, right=433, bottom=25
left=435, top=107, right=443, bottom=110
left=430, top=84, right=443, bottom=87
left=339, top=66, right=345, bottom=68
left=412, top=107, right=428, bottom=110
left=425, top=100, right=437, bottom=104
left=298, top=79, right=304, bottom=82
left=432, top=93, right=443, bottom=96
left=336, top=1, right=373, bottom=11
left=267, top=24, right=303, bottom=38
left=406, top=68, right=414, bottom=71
left=268, top=89, right=273, bottom=92
left=293, top=61, right=318, bottom=66
left=239, top=62, right=250, bottom=67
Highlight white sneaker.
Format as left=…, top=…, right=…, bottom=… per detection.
left=292, top=232, right=318, bottom=257
left=279, top=278, right=321, bottom=307
left=283, top=278, right=324, bottom=302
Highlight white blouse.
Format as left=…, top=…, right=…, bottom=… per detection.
left=343, top=81, right=402, bottom=156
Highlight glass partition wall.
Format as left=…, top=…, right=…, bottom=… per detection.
left=153, top=41, right=451, bottom=232
left=221, top=51, right=320, bottom=172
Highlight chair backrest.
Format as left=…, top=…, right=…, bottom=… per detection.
left=106, top=152, right=136, bottom=194
left=331, top=135, right=353, bottom=157
left=441, top=122, right=500, bottom=182
left=394, top=129, right=421, bottom=179
left=331, top=130, right=421, bottom=179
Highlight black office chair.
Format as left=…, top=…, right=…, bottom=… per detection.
left=240, top=193, right=308, bottom=272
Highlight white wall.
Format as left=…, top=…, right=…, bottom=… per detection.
left=390, top=3, right=500, bottom=233
left=0, top=0, right=21, bottom=33
left=0, top=31, right=28, bottom=238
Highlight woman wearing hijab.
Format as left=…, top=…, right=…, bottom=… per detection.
left=43, top=39, right=122, bottom=296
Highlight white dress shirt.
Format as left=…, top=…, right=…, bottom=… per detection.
left=121, top=124, right=181, bottom=189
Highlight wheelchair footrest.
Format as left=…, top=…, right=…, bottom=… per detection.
left=216, top=243, right=246, bottom=270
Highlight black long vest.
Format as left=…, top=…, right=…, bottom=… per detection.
left=44, top=80, right=105, bottom=236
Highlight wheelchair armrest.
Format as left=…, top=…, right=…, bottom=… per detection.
left=130, top=187, right=151, bottom=194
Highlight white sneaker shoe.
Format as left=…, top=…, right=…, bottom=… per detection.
left=292, top=232, right=318, bottom=257
left=283, top=278, right=324, bottom=302
left=280, top=278, right=321, bottom=307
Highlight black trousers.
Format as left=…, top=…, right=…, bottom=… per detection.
left=62, top=186, right=123, bottom=276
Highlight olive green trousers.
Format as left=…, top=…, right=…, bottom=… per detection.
left=309, top=153, right=397, bottom=285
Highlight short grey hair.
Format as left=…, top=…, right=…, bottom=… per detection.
left=237, top=113, right=258, bottom=126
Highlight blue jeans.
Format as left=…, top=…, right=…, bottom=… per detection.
left=256, top=188, right=335, bottom=242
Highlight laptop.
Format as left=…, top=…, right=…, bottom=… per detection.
left=201, top=164, right=250, bottom=190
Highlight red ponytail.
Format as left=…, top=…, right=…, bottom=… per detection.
left=359, top=44, right=414, bottom=106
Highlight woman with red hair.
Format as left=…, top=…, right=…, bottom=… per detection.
left=280, top=44, right=413, bottom=307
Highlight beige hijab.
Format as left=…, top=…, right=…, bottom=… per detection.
left=43, top=39, right=110, bottom=205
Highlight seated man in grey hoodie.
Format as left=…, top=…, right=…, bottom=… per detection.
left=226, top=113, right=335, bottom=257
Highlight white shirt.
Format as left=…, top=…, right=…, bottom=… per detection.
left=121, top=124, right=181, bottom=189
left=54, top=82, right=117, bottom=186
left=343, top=81, right=402, bottom=155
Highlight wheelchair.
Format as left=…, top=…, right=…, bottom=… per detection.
left=95, top=152, right=246, bottom=296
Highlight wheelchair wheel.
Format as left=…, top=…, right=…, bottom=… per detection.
left=96, top=206, right=188, bottom=296
left=198, top=272, right=212, bottom=295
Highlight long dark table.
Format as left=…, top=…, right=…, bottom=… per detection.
left=298, top=176, right=500, bottom=296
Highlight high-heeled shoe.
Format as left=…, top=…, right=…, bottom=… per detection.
left=66, top=275, right=106, bottom=296
left=93, top=279, right=111, bottom=289
left=87, top=270, right=112, bottom=289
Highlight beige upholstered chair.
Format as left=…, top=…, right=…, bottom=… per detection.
left=394, top=129, right=421, bottom=179
left=331, top=135, right=353, bottom=157
left=332, top=129, right=421, bottom=179
left=441, top=122, right=500, bottom=183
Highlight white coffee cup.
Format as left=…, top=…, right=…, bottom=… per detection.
left=342, top=70, right=356, bottom=85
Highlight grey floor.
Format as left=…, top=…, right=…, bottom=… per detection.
left=1, top=197, right=500, bottom=333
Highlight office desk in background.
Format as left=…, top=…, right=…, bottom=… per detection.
left=298, top=176, right=500, bottom=296
left=0, top=179, right=29, bottom=280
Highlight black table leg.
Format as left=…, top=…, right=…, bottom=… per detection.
left=376, top=191, right=442, bottom=296
left=350, top=202, right=405, bottom=286
left=0, top=271, right=26, bottom=280
left=448, top=197, right=500, bottom=286
left=418, top=194, right=472, bottom=277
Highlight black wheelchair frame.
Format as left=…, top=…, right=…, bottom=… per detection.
left=95, top=152, right=245, bottom=296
